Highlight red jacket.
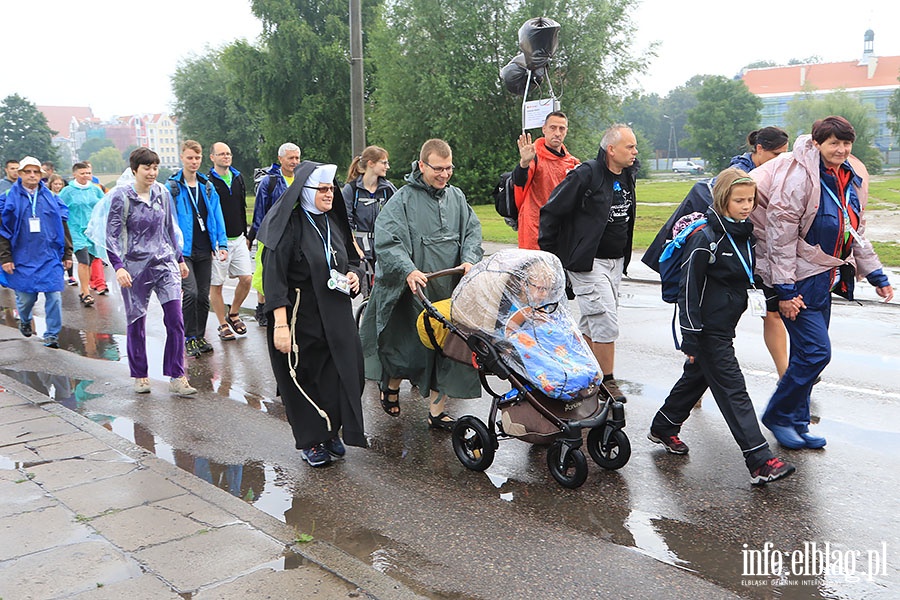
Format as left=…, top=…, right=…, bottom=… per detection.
left=515, top=138, right=579, bottom=250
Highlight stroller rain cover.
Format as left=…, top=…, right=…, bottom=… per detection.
left=451, top=249, right=601, bottom=400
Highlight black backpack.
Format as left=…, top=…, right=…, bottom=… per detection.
left=493, top=171, right=518, bottom=229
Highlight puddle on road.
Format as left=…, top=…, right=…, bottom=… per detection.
left=0, top=306, right=124, bottom=361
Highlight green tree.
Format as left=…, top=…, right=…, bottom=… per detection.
left=224, top=0, right=382, bottom=169
left=659, top=75, right=708, bottom=157
left=88, top=146, right=126, bottom=174
left=685, top=76, right=762, bottom=172
left=618, top=92, right=664, bottom=154
left=743, top=60, right=777, bottom=70
left=121, top=144, right=139, bottom=161
left=784, top=89, right=882, bottom=173
left=369, top=0, right=648, bottom=201
left=0, top=94, right=58, bottom=163
left=888, top=82, right=900, bottom=146
left=78, top=137, right=114, bottom=161
left=171, top=46, right=261, bottom=178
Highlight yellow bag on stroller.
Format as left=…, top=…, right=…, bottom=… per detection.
left=417, top=298, right=452, bottom=350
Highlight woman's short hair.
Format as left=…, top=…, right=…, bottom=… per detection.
left=712, top=167, right=757, bottom=214
left=129, top=147, right=160, bottom=172
left=811, top=116, right=856, bottom=144
left=748, top=127, right=788, bottom=152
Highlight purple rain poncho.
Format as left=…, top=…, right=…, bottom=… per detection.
left=105, top=183, right=184, bottom=324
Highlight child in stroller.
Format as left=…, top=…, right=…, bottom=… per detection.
left=416, top=248, right=629, bottom=488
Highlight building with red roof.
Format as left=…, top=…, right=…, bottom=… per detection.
left=741, top=30, right=899, bottom=154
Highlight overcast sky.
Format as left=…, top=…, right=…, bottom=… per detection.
left=2, top=0, right=899, bottom=122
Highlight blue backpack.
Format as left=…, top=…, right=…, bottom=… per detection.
left=658, top=212, right=714, bottom=348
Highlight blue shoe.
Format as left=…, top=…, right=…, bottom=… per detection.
left=323, top=436, right=346, bottom=458
left=301, top=444, right=332, bottom=467
left=766, top=424, right=806, bottom=449
left=798, top=431, right=826, bottom=449
left=43, top=336, right=59, bottom=349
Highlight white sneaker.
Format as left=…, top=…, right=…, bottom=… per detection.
left=169, top=376, right=197, bottom=397
left=134, top=378, right=151, bottom=394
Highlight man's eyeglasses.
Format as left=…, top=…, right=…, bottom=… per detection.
left=303, top=185, right=336, bottom=193
left=423, top=161, right=454, bottom=174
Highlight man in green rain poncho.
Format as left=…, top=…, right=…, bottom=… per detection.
left=360, top=139, right=483, bottom=430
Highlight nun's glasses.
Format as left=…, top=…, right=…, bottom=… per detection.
left=303, top=185, right=336, bottom=193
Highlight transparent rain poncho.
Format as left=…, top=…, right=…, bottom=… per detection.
left=86, top=169, right=185, bottom=324
left=451, top=249, right=601, bottom=400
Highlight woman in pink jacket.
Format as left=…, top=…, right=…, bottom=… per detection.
left=750, top=116, right=893, bottom=449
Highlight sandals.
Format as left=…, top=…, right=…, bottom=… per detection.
left=217, top=323, right=236, bottom=341
left=226, top=306, right=247, bottom=335
left=427, top=412, right=456, bottom=431
left=380, top=388, right=400, bottom=416
left=79, top=293, right=94, bottom=307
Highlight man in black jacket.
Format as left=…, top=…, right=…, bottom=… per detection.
left=539, top=124, right=638, bottom=402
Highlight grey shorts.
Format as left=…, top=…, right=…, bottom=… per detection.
left=567, top=257, right=624, bottom=343
left=210, top=235, right=253, bottom=285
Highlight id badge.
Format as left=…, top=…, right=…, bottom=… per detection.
left=29, top=218, right=41, bottom=233
left=197, top=217, right=206, bottom=232
left=847, top=225, right=866, bottom=248
left=747, top=288, right=766, bottom=318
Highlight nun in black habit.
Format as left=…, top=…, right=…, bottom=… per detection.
left=257, top=162, right=366, bottom=467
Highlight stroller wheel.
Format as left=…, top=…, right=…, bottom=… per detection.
left=587, top=426, right=631, bottom=470
left=452, top=416, right=496, bottom=471
left=546, top=442, right=588, bottom=489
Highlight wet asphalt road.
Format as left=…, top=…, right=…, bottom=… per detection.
left=1, top=273, right=898, bottom=600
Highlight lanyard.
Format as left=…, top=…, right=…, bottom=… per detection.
left=303, top=210, right=333, bottom=268
left=820, top=178, right=855, bottom=232
left=186, top=185, right=201, bottom=215
left=724, top=232, right=755, bottom=287
left=28, top=189, right=38, bottom=217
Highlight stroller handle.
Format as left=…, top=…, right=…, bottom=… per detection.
left=413, top=266, right=467, bottom=302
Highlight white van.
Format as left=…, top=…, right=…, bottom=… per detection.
left=672, top=160, right=704, bottom=174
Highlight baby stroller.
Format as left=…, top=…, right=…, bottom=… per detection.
left=416, top=249, right=629, bottom=489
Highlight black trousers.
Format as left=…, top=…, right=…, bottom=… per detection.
left=182, top=255, right=212, bottom=339
left=651, top=334, right=773, bottom=471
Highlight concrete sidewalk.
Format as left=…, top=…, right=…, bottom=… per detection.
left=0, top=374, right=423, bottom=600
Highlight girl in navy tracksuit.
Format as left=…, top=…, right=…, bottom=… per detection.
left=649, top=168, right=795, bottom=486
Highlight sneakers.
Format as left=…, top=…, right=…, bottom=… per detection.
left=255, top=303, right=268, bottom=327
left=43, top=336, right=59, bottom=349
left=196, top=337, right=214, bottom=354
left=648, top=431, right=689, bottom=455
left=134, top=378, right=151, bottom=394
left=603, top=378, right=627, bottom=403
left=185, top=338, right=202, bottom=357
left=19, top=319, right=33, bottom=338
left=750, top=457, right=796, bottom=486
left=323, top=436, right=346, bottom=458
left=301, top=443, right=332, bottom=467
left=66, top=277, right=78, bottom=286
left=169, top=376, right=197, bottom=397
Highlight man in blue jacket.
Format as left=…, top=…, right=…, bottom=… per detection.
left=0, top=156, right=73, bottom=348
left=168, top=140, right=228, bottom=357
left=246, top=142, right=300, bottom=326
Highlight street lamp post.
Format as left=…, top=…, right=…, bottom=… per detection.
left=349, top=0, right=365, bottom=155
left=663, top=114, right=679, bottom=169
